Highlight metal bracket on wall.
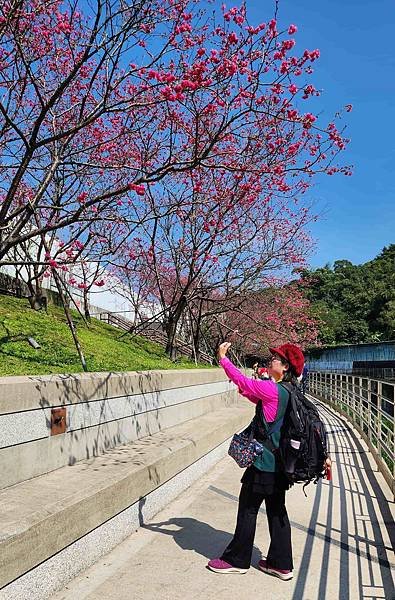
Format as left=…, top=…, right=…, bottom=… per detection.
left=51, top=407, right=67, bottom=435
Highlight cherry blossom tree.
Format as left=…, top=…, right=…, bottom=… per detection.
left=0, top=0, right=350, bottom=262
left=61, top=219, right=129, bottom=320
left=112, top=166, right=318, bottom=358
left=207, top=281, right=320, bottom=360
left=0, top=0, right=351, bottom=366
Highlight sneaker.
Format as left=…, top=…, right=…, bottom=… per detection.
left=207, top=558, right=248, bottom=574
left=258, top=559, right=293, bottom=581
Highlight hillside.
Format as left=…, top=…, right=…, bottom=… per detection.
left=301, top=244, right=395, bottom=345
left=0, top=295, right=207, bottom=376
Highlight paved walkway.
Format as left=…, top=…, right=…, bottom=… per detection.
left=53, top=400, right=394, bottom=600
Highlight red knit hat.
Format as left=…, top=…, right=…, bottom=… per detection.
left=269, top=343, right=304, bottom=377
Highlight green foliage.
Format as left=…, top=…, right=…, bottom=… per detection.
left=0, top=296, right=206, bottom=376
left=301, top=245, right=395, bottom=345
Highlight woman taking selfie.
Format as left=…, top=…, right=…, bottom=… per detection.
left=207, top=341, right=305, bottom=581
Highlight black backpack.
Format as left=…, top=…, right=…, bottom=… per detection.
left=278, top=382, right=328, bottom=492
left=254, top=383, right=328, bottom=493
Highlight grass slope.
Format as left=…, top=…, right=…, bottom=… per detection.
left=0, top=295, right=206, bottom=376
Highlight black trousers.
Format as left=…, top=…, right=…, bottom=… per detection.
left=221, top=482, right=293, bottom=570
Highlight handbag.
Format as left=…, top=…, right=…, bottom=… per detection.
left=228, top=418, right=264, bottom=468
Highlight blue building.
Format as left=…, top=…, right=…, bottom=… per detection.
left=305, top=341, right=395, bottom=379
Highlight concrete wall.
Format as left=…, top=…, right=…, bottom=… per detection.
left=0, top=368, right=252, bottom=598
left=0, top=369, right=236, bottom=490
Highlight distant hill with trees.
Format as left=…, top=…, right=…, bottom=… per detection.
left=300, top=245, right=395, bottom=345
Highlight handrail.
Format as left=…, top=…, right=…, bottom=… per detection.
left=309, top=371, right=394, bottom=495
left=95, top=311, right=213, bottom=364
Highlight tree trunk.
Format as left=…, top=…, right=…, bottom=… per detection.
left=83, top=289, right=91, bottom=322
left=52, top=271, right=88, bottom=372
left=165, top=317, right=179, bottom=359
left=192, top=317, right=202, bottom=362
left=27, top=281, right=47, bottom=311
left=165, top=296, right=187, bottom=359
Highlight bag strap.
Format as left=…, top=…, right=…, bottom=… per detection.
left=261, top=382, right=296, bottom=453
left=262, top=417, right=285, bottom=453
left=278, top=382, right=302, bottom=432
left=247, top=422, right=256, bottom=444
left=255, top=396, right=287, bottom=452
left=260, top=412, right=284, bottom=437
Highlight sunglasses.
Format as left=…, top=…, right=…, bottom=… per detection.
left=269, top=355, right=287, bottom=364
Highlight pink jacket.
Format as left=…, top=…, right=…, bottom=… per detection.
left=220, top=357, right=280, bottom=422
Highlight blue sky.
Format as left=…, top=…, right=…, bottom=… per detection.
left=79, top=0, right=393, bottom=269
left=247, top=0, right=395, bottom=268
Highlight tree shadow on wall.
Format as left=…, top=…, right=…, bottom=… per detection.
left=36, top=369, right=169, bottom=468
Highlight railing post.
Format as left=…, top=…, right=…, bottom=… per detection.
left=377, top=380, right=382, bottom=461
left=353, top=376, right=359, bottom=428
left=367, top=378, right=372, bottom=445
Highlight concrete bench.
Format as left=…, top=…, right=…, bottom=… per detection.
left=0, top=401, right=251, bottom=599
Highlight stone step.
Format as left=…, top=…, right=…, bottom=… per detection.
left=0, top=402, right=252, bottom=593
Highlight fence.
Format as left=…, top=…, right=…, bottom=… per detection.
left=0, top=270, right=72, bottom=307
left=0, top=271, right=28, bottom=298
left=307, top=364, right=395, bottom=380
left=95, top=311, right=214, bottom=365
left=309, top=371, right=394, bottom=495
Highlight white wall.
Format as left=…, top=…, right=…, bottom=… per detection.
left=0, top=237, right=159, bottom=317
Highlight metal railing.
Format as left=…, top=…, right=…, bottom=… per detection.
left=306, top=365, right=395, bottom=380
left=94, top=311, right=213, bottom=365
left=309, top=371, right=394, bottom=493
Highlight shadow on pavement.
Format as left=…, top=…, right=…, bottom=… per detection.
left=141, top=516, right=262, bottom=567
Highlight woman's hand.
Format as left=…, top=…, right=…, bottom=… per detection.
left=218, top=342, right=231, bottom=360
left=324, top=456, right=332, bottom=480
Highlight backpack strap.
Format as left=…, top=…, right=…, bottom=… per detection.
left=255, top=384, right=291, bottom=453
left=278, top=382, right=302, bottom=433
left=261, top=416, right=284, bottom=453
